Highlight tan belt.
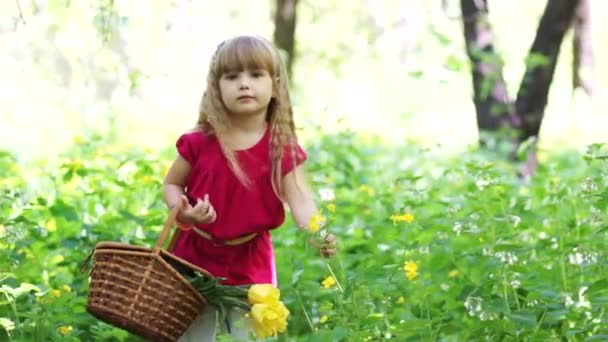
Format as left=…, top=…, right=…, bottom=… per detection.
left=192, top=227, right=257, bottom=246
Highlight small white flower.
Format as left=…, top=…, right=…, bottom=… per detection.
left=453, top=222, right=463, bottom=235
left=318, top=188, right=335, bottom=201
left=377, top=244, right=390, bottom=252
left=475, top=178, right=490, bottom=190
left=508, top=215, right=521, bottom=227
left=551, top=237, right=559, bottom=249
left=495, top=251, right=518, bottom=265
left=565, top=294, right=575, bottom=307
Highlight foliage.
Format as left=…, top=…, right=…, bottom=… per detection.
left=1, top=132, right=608, bottom=341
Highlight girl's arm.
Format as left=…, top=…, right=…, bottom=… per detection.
left=163, top=155, right=191, bottom=209
left=282, top=165, right=317, bottom=230
left=283, top=165, right=337, bottom=257
left=163, top=156, right=217, bottom=224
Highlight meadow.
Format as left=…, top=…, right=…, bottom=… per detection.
left=1, top=130, right=607, bottom=341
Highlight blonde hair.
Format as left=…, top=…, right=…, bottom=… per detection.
left=197, top=35, right=298, bottom=197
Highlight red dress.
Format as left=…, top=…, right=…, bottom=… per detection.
left=171, top=128, right=306, bottom=285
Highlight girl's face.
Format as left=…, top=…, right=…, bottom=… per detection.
left=219, top=68, right=274, bottom=118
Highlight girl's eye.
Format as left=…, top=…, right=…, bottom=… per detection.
left=224, top=74, right=237, bottom=80
left=251, top=71, right=264, bottom=78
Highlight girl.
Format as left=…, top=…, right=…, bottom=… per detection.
left=163, top=35, right=337, bottom=341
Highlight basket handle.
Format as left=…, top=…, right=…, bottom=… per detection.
left=154, top=204, right=181, bottom=251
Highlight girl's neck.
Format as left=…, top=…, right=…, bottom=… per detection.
left=223, top=113, right=268, bottom=151
left=227, top=112, right=267, bottom=134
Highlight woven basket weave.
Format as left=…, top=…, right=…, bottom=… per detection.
left=83, top=207, right=211, bottom=342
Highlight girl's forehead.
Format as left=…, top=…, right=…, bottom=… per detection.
left=216, top=38, right=276, bottom=74
left=222, top=67, right=270, bottom=74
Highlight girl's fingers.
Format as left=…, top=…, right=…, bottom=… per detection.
left=194, top=197, right=210, bottom=216
left=201, top=205, right=214, bottom=223
left=190, top=196, right=216, bottom=224
left=208, top=205, right=217, bottom=223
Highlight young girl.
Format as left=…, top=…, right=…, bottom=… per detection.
left=163, top=35, right=337, bottom=341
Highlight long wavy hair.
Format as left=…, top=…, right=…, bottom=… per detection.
left=197, top=35, right=298, bottom=197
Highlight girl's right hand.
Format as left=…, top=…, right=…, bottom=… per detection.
left=177, top=194, right=217, bottom=225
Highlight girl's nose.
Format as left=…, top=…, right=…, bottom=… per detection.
left=238, top=76, right=250, bottom=89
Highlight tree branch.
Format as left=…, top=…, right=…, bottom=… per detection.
left=16, top=0, right=26, bottom=24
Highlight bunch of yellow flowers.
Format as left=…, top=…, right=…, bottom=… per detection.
left=247, top=284, right=290, bottom=339
left=187, top=274, right=290, bottom=339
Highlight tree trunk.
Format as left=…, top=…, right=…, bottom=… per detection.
left=273, top=0, right=298, bottom=76
left=513, top=0, right=579, bottom=178
left=515, top=0, right=579, bottom=142
left=572, top=0, right=594, bottom=96
left=460, top=0, right=519, bottom=145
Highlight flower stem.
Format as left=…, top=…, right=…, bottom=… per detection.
left=326, top=263, right=343, bottom=293
left=294, top=287, right=315, bottom=332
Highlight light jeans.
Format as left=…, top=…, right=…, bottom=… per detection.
left=179, top=304, right=255, bottom=342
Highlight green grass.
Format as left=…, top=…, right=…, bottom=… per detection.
left=1, top=131, right=607, bottom=341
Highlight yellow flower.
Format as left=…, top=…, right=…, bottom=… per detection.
left=57, top=325, right=73, bottom=336
left=248, top=284, right=280, bottom=305
left=50, top=289, right=61, bottom=298
left=319, top=315, right=329, bottom=323
left=308, top=212, right=326, bottom=233
left=141, top=175, right=154, bottom=184
left=448, top=269, right=459, bottom=278
left=391, top=213, right=414, bottom=224
left=321, top=276, right=336, bottom=289
left=326, top=203, right=336, bottom=213
left=403, top=261, right=419, bottom=281
left=250, top=302, right=290, bottom=338
left=397, top=296, right=406, bottom=304
left=247, top=284, right=290, bottom=338
left=358, top=184, right=375, bottom=196
left=61, top=285, right=72, bottom=293
left=72, top=135, right=85, bottom=144
left=69, top=159, right=84, bottom=171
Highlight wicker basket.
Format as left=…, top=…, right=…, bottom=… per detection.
left=83, top=207, right=211, bottom=342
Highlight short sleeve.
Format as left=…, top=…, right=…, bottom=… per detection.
left=281, top=143, right=307, bottom=176
left=176, top=132, right=201, bottom=165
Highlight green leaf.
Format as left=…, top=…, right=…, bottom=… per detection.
left=582, top=278, right=608, bottom=296
left=332, top=327, right=348, bottom=341
left=525, top=53, right=550, bottom=69
left=291, top=269, right=304, bottom=285
left=517, top=136, right=537, bottom=161
left=50, top=200, right=79, bottom=221
left=506, top=310, right=536, bottom=327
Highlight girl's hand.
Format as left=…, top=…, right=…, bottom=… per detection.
left=177, top=194, right=217, bottom=225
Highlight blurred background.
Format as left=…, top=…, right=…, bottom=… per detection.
left=2, top=2, right=608, bottom=340
left=0, top=0, right=606, bottom=161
